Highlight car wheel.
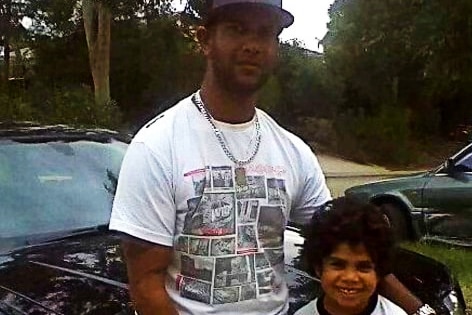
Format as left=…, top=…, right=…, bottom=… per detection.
left=381, top=203, right=409, bottom=241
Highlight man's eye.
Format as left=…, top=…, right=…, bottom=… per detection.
left=226, top=24, right=245, bottom=35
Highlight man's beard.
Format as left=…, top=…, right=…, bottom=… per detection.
left=210, top=57, right=273, bottom=96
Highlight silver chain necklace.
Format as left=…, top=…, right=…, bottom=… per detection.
left=193, top=90, right=262, bottom=170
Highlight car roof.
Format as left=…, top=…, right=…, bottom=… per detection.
left=0, top=121, right=131, bottom=143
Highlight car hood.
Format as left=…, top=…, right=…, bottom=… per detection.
left=345, top=172, right=428, bottom=197
left=0, top=232, right=132, bottom=315
left=392, top=248, right=465, bottom=314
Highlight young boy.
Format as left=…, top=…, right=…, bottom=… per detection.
left=295, top=197, right=407, bottom=315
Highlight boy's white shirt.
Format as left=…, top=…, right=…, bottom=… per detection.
left=294, top=295, right=408, bottom=315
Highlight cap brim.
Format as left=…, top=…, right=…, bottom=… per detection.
left=279, top=8, right=294, bottom=28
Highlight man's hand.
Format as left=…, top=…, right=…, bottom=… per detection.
left=378, top=273, right=435, bottom=315
left=122, top=235, right=178, bottom=315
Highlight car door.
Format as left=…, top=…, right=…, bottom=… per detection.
left=421, top=148, right=472, bottom=242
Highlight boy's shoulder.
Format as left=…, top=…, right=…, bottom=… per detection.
left=293, top=299, right=318, bottom=315
left=378, top=295, right=409, bottom=315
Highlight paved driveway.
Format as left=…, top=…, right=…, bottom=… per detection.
left=317, top=154, right=421, bottom=197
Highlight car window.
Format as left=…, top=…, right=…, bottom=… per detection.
left=455, top=152, right=472, bottom=172
left=0, top=139, right=127, bottom=238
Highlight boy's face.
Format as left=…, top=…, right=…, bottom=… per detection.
left=317, top=243, right=379, bottom=315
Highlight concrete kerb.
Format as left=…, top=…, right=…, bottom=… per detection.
left=324, top=170, right=425, bottom=178
left=317, top=154, right=427, bottom=179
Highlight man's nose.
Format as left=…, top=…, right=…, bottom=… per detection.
left=242, top=40, right=262, bottom=54
left=241, top=31, right=265, bottom=54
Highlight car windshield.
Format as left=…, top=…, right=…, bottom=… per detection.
left=0, top=139, right=127, bottom=239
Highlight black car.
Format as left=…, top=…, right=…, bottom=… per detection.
left=0, top=122, right=467, bottom=314
left=345, top=142, right=472, bottom=245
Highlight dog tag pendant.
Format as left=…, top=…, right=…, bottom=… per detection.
left=235, top=166, right=247, bottom=186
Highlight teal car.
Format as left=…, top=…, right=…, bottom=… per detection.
left=345, top=143, right=472, bottom=245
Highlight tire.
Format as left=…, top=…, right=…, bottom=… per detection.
left=381, top=203, right=409, bottom=242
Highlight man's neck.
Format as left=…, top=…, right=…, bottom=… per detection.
left=199, top=80, right=258, bottom=124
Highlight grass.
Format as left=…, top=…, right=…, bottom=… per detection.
left=402, top=241, right=472, bottom=313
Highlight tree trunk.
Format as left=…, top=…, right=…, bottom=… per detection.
left=83, top=0, right=111, bottom=107
left=1, top=0, right=12, bottom=85
left=3, top=36, right=10, bottom=81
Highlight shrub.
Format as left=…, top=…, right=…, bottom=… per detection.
left=0, top=93, right=37, bottom=122
left=334, top=105, right=416, bottom=165
left=39, top=86, right=122, bottom=128
left=0, top=85, right=122, bottom=129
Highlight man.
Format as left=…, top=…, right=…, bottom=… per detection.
left=109, top=1, right=433, bottom=314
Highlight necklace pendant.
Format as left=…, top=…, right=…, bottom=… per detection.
left=235, top=166, right=247, bottom=186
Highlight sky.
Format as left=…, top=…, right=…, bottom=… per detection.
left=279, top=0, right=334, bottom=52
left=172, top=0, right=334, bottom=52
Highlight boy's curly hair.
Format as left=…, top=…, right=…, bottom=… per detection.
left=303, top=197, right=395, bottom=277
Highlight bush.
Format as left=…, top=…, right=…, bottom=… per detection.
left=334, top=105, right=416, bottom=165
left=290, top=116, right=336, bottom=152
left=0, top=93, right=37, bottom=122
left=0, top=85, right=122, bottom=129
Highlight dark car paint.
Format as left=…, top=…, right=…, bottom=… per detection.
left=345, top=143, right=472, bottom=244
left=0, top=232, right=132, bottom=315
left=0, top=228, right=466, bottom=315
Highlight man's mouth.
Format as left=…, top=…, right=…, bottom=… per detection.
left=238, top=60, right=261, bottom=67
left=239, top=63, right=260, bottom=70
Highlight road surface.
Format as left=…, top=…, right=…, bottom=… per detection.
left=317, top=153, right=422, bottom=197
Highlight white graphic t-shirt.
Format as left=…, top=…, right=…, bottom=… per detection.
left=110, top=94, right=331, bottom=315
left=294, top=295, right=408, bottom=315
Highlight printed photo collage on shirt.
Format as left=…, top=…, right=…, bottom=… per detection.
left=176, top=165, right=288, bottom=305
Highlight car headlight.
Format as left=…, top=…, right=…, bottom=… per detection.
left=443, top=290, right=464, bottom=315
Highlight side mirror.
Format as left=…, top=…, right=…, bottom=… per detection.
left=444, top=158, right=455, bottom=174
left=444, top=158, right=469, bottom=182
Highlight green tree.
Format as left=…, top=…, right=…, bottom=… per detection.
left=0, top=0, right=27, bottom=86
left=324, top=0, right=472, bottom=140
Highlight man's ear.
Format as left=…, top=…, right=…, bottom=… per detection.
left=196, top=26, right=211, bottom=56
left=315, top=265, right=322, bottom=278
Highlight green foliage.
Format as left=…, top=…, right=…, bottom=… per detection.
left=0, top=94, right=36, bottom=122
left=334, top=105, right=413, bottom=165
left=19, top=0, right=203, bottom=128
left=263, top=43, right=340, bottom=125
left=0, top=85, right=122, bottom=128
left=24, top=0, right=80, bottom=38
left=258, top=76, right=282, bottom=113
left=325, top=0, right=472, bottom=137
left=31, top=30, right=91, bottom=88
left=42, top=85, right=122, bottom=127
left=110, top=16, right=204, bottom=125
